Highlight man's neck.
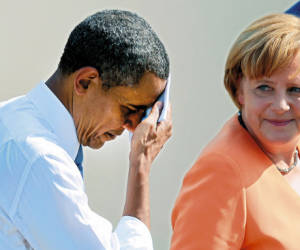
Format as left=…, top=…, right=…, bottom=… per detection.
left=45, top=70, right=73, bottom=116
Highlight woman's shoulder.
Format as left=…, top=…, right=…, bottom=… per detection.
left=202, top=115, right=255, bottom=157
left=189, top=115, right=271, bottom=186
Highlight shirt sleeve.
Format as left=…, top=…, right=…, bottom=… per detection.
left=7, top=138, right=153, bottom=250
left=115, top=216, right=153, bottom=250
left=171, top=153, right=246, bottom=250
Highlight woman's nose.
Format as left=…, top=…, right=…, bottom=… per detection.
left=271, top=94, right=291, bottom=113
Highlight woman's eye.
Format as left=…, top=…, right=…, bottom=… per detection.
left=257, top=85, right=272, bottom=91
left=289, top=87, right=300, bottom=93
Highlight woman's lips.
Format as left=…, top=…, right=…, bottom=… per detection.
left=266, top=119, right=293, bottom=126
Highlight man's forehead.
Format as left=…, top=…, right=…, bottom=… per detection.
left=111, top=73, right=167, bottom=106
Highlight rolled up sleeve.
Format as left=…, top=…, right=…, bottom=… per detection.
left=115, top=216, right=153, bottom=250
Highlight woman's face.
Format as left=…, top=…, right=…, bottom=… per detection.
left=238, top=51, right=300, bottom=149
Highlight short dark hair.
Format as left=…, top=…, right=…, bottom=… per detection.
left=58, top=10, right=169, bottom=88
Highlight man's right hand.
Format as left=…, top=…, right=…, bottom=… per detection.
left=129, top=101, right=172, bottom=171
left=123, top=101, right=172, bottom=228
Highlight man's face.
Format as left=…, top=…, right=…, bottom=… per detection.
left=73, top=72, right=166, bottom=149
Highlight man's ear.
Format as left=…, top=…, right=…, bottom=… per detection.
left=74, top=67, right=101, bottom=95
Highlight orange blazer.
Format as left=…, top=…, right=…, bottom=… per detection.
left=171, top=115, right=300, bottom=250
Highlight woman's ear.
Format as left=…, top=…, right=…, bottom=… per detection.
left=236, top=77, right=245, bottom=106
left=74, top=67, right=100, bottom=95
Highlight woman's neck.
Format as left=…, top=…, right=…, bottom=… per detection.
left=258, top=141, right=297, bottom=167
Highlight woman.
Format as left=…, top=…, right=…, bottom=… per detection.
left=171, top=13, right=300, bottom=249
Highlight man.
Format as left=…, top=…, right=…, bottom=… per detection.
left=0, top=10, right=172, bottom=250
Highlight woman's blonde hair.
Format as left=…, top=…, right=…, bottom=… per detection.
left=224, top=13, right=300, bottom=108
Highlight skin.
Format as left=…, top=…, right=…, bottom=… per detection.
left=46, top=67, right=172, bottom=228
left=238, top=51, right=300, bottom=174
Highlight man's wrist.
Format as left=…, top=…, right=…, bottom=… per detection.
left=130, top=155, right=151, bottom=175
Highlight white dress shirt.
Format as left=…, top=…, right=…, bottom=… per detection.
left=0, top=82, right=153, bottom=250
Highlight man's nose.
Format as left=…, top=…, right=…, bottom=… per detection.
left=122, top=111, right=144, bottom=132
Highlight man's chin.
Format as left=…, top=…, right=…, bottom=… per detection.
left=85, top=138, right=105, bottom=149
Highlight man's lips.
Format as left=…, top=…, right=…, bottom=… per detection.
left=265, top=119, right=294, bottom=126
left=104, top=132, right=117, bottom=140
left=104, top=130, right=124, bottom=140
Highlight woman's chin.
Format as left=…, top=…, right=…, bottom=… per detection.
left=260, top=133, right=299, bottom=147
left=256, top=123, right=300, bottom=147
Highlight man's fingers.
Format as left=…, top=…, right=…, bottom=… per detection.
left=157, top=105, right=172, bottom=135
left=144, top=101, right=162, bottom=125
left=166, top=104, right=172, bottom=121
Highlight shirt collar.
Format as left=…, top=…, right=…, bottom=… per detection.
left=26, top=81, right=80, bottom=160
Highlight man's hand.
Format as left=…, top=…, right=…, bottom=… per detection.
left=130, top=101, right=172, bottom=171
left=123, top=101, right=172, bottom=228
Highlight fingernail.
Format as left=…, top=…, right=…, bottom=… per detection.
left=157, top=102, right=163, bottom=110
